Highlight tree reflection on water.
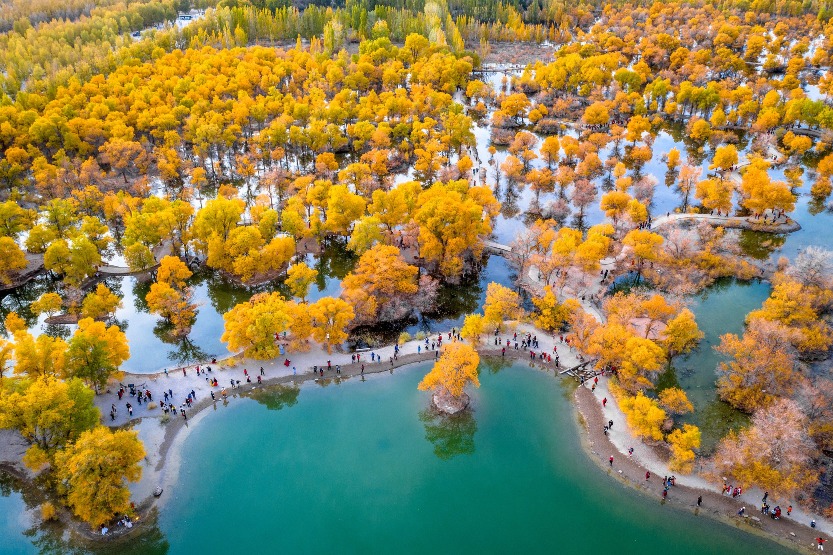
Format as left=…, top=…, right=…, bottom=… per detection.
left=249, top=384, right=300, bottom=411
left=419, top=408, right=477, bottom=460
left=1, top=471, right=170, bottom=555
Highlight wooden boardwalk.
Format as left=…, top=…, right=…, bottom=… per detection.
left=559, top=359, right=601, bottom=381
left=483, top=239, right=512, bottom=254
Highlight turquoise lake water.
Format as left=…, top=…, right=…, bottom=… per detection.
left=0, top=363, right=793, bottom=554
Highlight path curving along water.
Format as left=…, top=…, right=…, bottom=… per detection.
left=650, top=212, right=801, bottom=233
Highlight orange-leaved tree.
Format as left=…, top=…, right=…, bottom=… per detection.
left=714, top=398, right=817, bottom=499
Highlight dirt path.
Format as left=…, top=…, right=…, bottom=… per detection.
left=575, top=384, right=826, bottom=552
left=650, top=212, right=800, bottom=233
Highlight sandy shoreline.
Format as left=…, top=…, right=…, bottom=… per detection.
left=3, top=327, right=830, bottom=551
left=573, top=383, right=826, bottom=553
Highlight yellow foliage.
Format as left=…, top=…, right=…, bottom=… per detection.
left=0, top=236, right=27, bottom=285
left=65, top=318, right=129, bottom=391
left=667, top=424, right=700, bottom=473
left=156, top=255, right=193, bottom=289
left=618, top=391, right=666, bottom=441
left=30, top=293, right=63, bottom=318
left=309, top=297, right=355, bottom=354
left=54, top=427, right=145, bottom=528
left=418, top=342, right=480, bottom=398
left=222, top=293, right=295, bottom=359
left=483, top=282, right=522, bottom=329
left=532, top=286, right=569, bottom=332
left=286, top=262, right=319, bottom=301
left=80, top=284, right=122, bottom=320
left=0, top=377, right=98, bottom=453
left=40, top=502, right=57, bottom=522
left=658, top=387, right=694, bottom=415
left=12, top=331, right=67, bottom=378
left=460, top=313, right=485, bottom=343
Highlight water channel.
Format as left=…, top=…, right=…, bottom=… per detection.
left=0, top=69, right=831, bottom=553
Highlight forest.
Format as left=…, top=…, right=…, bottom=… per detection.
left=0, top=0, right=831, bottom=533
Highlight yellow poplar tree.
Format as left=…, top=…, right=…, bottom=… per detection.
left=12, top=331, right=68, bottom=378
left=286, top=262, right=319, bottom=302
left=418, top=342, right=480, bottom=399
left=309, top=297, right=355, bottom=353
left=667, top=424, right=701, bottom=473
left=55, top=427, right=145, bottom=527
left=483, top=282, right=522, bottom=330
left=80, top=284, right=122, bottom=320
left=0, top=377, right=99, bottom=455
left=0, top=236, right=27, bottom=285
left=532, top=286, right=569, bottom=332
left=618, top=391, right=666, bottom=441
left=65, top=318, right=130, bottom=392
left=658, top=387, right=694, bottom=415
left=30, top=293, right=63, bottom=318
left=222, top=293, right=293, bottom=359
left=460, top=314, right=485, bottom=344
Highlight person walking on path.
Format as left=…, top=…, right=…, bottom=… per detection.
left=697, top=496, right=702, bottom=507
left=818, top=538, right=826, bottom=551
left=609, top=456, right=613, bottom=466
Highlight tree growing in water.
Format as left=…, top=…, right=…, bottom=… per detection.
left=418, top=342, right=480, bottom=414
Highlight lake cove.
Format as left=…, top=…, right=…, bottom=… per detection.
left=0, top=362, right=793, bottom=554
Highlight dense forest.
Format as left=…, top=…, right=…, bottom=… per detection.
left=0, top=0, right=832, bottom=535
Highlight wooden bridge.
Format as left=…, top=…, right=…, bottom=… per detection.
left=471, top=64, right=527, bottom=76
left=559, top=359, right=601, bottom=381
left=716, top=124, right=824, bottom=140
left=483, top=239, right=513, bottom=254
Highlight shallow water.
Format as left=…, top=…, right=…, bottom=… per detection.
left=656, top=278, right=772, bottom=452
left=0, top=363, right=794, bottom=554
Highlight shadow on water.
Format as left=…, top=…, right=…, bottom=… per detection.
left=419, top=408, right=477, bottom=460
left=162, top=337, right=210, bottom=367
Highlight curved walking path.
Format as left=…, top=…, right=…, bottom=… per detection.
left=650, top=212, right=801, bottom=233
left=0, top=252, right=44, bottom=292
left=98, top=241, right=173, bottom=276
left=8, top=304, right=825, bottom=546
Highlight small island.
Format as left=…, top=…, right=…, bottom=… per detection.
left=418, top=342, right=481, bottom=414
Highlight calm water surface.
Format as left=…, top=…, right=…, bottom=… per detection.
left=0, top=363, right=794, bottom=554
